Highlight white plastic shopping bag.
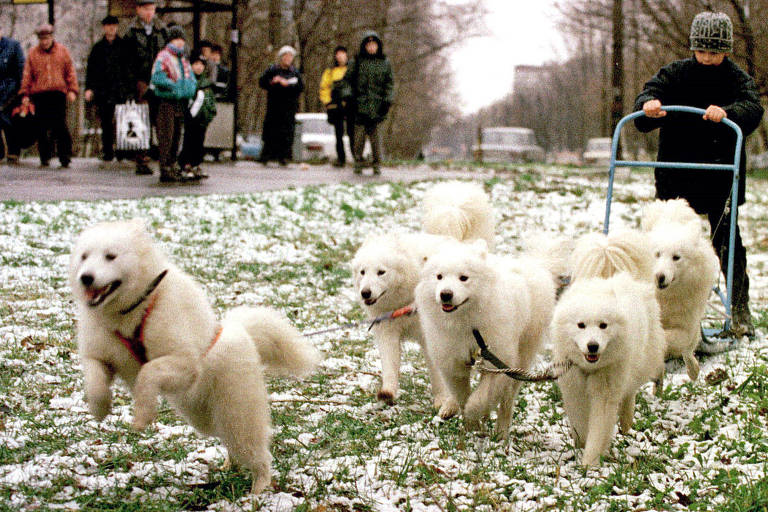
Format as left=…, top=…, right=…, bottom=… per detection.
left=116, top=100, right=150, bottom=151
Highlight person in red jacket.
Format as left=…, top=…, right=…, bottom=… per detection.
left=19, top=24, right=78, bottom=168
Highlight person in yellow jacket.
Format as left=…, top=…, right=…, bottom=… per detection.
left=319, top=46, right=354, bottom=167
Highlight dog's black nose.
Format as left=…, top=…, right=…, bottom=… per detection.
left=440, top=290, right=453, bottom=302
left=361, top=289, right=371, bottom=300
left=587, top=342, right=599, bottom=353
left=657, top=274, right=666, bottom=287
left=80, top=273, right=94, bottom=287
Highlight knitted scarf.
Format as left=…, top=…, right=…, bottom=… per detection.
left=157, top=43, right=191, bottom=82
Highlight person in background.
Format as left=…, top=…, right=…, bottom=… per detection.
left=150, top=25, right=197, bottom=182
left=257, top=45, right=303, bottom=166
left=342, top=31, right=394, bottom=175
left=634, top=11, right=764, bottom=338
left=124, top=0, right=168, bottom=175
left=19, top=24, right=78, bottom=169
left=178, top=50, right=216, bottom=180
left=0, top=27, right=24, bottom=164
left=84, top=15, right=131, bottom=164
left=319, top=45, right=354, bottom=167
left=209, top=44, right=232, bottom=101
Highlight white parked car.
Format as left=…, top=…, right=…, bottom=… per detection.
left=294, top=113, right=371, bottom=162
left=472, top=127, right=545, bottom=163
left=582, top=137, right=612, bottom=166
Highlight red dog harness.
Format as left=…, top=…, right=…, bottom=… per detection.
left=114, top=293, right=224, bottom=365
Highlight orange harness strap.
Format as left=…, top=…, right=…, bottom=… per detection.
left=204, top=325, right=224, bottom=357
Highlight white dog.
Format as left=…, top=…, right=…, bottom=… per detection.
left=421, top=181, right=496, bottom=248
left=414, top=239, right=555, bottom=437
left=642, top=199, right=719, bottom=380
left=351, top=232, right=450, bottom=405
left=69, top=220, right=321, bottom=494
left=552, top=273, right=665, bottom=466
left=570, top=230, right=654, bottom=282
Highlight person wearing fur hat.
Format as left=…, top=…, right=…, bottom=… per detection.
left=634, top=11, right=764, bottom=339
left=19, top=24, right=78, bottom=169
left=150, top=25, right=197, bottom=182
left=257, top=45, right=304, bottom=166
left=178, top=50, right=217, bottom=179
left=85, top=15, right=132, bottom=163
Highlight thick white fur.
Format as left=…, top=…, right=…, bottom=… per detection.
left=421, top=181, right=496, bottom=249
left=571, top=230, right=654, bottom=282
left=69, top=220, right=321, bottom=494
left=553, top=274, right=665, bottom=466
left=642, top=200, right=719, bottom=381
left=351, top=232, right=451, bottom=405
left=414, top=239, right=555, bottom=437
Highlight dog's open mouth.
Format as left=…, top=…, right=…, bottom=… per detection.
left=441, top=299, right=467, bottom=313
left=585, top=353, right=600, bottom=363
left=364, top=291, right=385, bottom=306
left=85, top=280, right=122, bottom=307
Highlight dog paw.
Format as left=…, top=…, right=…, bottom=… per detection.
left=377, top=388, right=397, bottom=406
left=438, top=401, right=460, bottom=420
left=250, top=473, right=272, bottom=494
left=131, top=409, right=156, bottom=431
left=88, top=398, right=112, bottom=422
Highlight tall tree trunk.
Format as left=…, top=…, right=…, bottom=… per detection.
left=268, top=0, right=282, bottom=54
left=611, top=0, right=624, bottom=158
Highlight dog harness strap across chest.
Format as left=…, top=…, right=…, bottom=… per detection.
left=114, top=294, right=158, bottom=365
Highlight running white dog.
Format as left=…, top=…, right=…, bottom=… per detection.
left=421, top=181, right=496, bottom=248
left=552, top=273, right=665, bottom=466
left=351, top=232, right=450, bottom=405
left=69, top=219, right=321, bottom=494
left=642, top=199, right=719, bottom=380
left=414, top=239, right=555, bottom=437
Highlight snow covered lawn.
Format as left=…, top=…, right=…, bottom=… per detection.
left=1, top=168, right=766, bottom=511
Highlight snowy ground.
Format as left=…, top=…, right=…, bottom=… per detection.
left=0, top=166, right=766, bottom=511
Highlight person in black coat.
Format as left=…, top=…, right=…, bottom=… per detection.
left=84, top=15, right=132, bottom=162
left=0, top=29, right=24, bottom=163
left=258, top=45, right=303, bottom=166
left=634, top=11, right=765, bottom=338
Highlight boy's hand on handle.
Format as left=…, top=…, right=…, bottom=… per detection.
left=703, top=105, right=727, bottom=123
left=643, top=99, right=666, bottom=118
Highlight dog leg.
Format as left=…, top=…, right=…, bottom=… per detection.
left=131, top=355, right=200, bottom=430
left=493, top=380, right=522, bottom=439
left=618, top=394, right=635, bottom=434
left=464, top=374, right=515, bottom=434
left=683, top=350, right=700, bottom=381
left=375, top=332, right=401, bottom=405
left=581, top=391, right=620, bottom=467
left=437, top=361, right=470, bottom=420
left=82, top=357, right=115, bottom=421
left=420, top=340, right=449, bottom=410
left=558, top=371, right=588, bottom=448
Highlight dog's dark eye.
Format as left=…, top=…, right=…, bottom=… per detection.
left=377, top=270, right=386, bottom=276
left=672, top=254, right=680, bottom=261
left=81, top=252, right=88, bottom=261
left=459, top=275, right=468, bottom=282
left=360, top=270, right=365, bottom=276
left=599, top=322, right=608, bottom=329
left=577, top=322, right=586, bottom=329
left=436, top=274, right=443, bottom=280
left=655, top=251, right=660, bottom=258
left=105, top=253, right=117, bottom=261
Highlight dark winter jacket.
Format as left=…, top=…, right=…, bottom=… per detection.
left=123, top=16, right=169, bottom=86
left=258, top=63, right=304, bottom=161
left=634, top=57, right=764, bottom=213
left=85, top=36, right=131, bottom=105
left=0, top=36, right=24, bottom=128
left=342, top=31, right=394, bottom=124
left=188, top=72, right=217, bottom=125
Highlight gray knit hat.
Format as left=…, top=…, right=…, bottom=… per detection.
left=690, top=11, right=733, bottom=53
left=167, top=25, right=186, bottom=42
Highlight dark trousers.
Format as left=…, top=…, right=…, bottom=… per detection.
left=179, top=118, right=208, bottom=168
left=156, top=100, right=184, bottom=168
left=331, top=110, right=354, bottom=164
left=0, top=126, right=20, bottom=159
left=32, top=91, right=72, bottom=164
left=97, top=102, right=116, bottom=160
left=134, top=95, right=159, bottom=166
left=708, top=208, right=749, bottom=309
left=353, top=122, right=381, bottom=164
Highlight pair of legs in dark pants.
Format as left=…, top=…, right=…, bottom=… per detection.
left=331, top=111, right=354, bottom=165
left=353, top=121, right=381, bottom=171
left=178, top=118, right=208, bottom=168
left=156, top=100, right=185, bottom=175
left=96, top=102, right=116, bottom=160
left=707, top=207, right=752, bottom=335
left=31, top=91, right=72, bottom=166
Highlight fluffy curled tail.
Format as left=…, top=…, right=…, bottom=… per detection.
left=421, top=181, right=495, bottom=247
left=571, top=230, right=654, bottom=282
left=225, top=306, right=322, bottom=378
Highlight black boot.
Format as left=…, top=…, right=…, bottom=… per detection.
left=731, top=299, right=755, bottom=339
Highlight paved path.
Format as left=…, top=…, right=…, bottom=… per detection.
left=0, top=158, right=485, bottom=202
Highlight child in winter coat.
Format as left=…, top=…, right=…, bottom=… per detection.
left=149, top=25, right=196, bottom=182
left=634, top=11, right=764, bottom=339
left=178, top=51, right=217, bottom=179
